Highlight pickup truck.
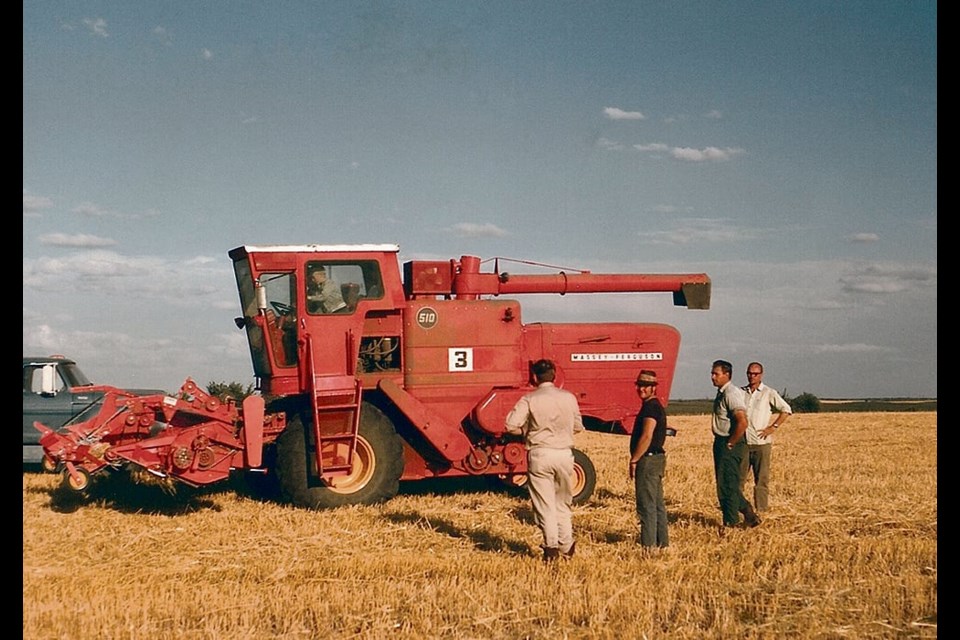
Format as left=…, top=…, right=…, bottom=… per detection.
left=22, top=355, right=166, bottom=467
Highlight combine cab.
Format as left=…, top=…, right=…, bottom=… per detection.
left=38, top=245, right=709, bottom=508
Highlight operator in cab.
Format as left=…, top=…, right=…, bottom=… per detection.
left=306, top=265, right=347, bottom=314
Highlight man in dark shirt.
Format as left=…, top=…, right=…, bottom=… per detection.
left=628, top=369, right=669, bottom=549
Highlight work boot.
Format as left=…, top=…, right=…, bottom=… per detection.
left=561, top=541, right=576, bottom=559
left=740, top=504, right=762, bottom=528
left=542, top=547, right=561, bottom=563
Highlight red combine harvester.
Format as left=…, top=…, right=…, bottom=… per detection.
left=36, top=245, right=710, bottom=508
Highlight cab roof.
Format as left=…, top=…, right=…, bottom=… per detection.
left=232, top=244, right=400, bottom=256
left=23, top=355, right=76, bottom=365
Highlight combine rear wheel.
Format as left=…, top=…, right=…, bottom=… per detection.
left=569, top=448, right=597, bottom=504
left=275, top=402, right=404, bottom=509
left=494, top=448, right=597, bottom=505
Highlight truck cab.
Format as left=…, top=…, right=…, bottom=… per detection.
left=22, top=356, right=165, bottom=466
left=22, top=356, right=101, bottom=465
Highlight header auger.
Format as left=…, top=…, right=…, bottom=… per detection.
left=38, top=245, right=709, bottom=508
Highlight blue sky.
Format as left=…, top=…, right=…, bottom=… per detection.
left=23, top=2, right=937, bottom=399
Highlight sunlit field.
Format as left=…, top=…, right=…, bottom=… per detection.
left=23, top=411, right=936, bottom=639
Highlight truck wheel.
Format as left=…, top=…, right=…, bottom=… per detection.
left=494, top=447, right=597, bottom=505
left=275, top=402, right=404, bottom=509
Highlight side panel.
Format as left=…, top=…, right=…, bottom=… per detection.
left=522, top=322, right=681, bottom=432
left=402, top=299, right=525, bottom=425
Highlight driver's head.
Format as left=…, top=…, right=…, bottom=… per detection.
left=310, top=268, right=327, bottom=284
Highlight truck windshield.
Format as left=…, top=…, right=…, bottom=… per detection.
left=60, top=363, right=92, bottom=387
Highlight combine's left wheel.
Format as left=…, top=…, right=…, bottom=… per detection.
left=275, top=402, right=404, bottom=509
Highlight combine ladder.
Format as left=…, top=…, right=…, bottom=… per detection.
left=305, top=334, right=363, bottom=479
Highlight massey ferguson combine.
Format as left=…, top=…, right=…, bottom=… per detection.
left=36, top=244, right=710, bottom=509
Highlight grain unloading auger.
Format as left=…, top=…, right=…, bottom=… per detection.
left=37, top=245, right=709, bottom=508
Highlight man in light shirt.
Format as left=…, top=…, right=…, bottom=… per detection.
left=505, top=359, right=584, bottom=562
left=739, top=362, right=792, bottom=512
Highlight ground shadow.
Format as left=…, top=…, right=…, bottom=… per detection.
left=383, top=510, right=533, bottom=555
left=42, top=471, right=228, bottom=515
left=396, top=475, right=511, bottom=498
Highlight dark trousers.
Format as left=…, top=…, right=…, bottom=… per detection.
left=634, top=453, right=668, bottom=547
left=713, top=436, right=753, bottom=526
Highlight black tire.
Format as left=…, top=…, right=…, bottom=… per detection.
left=275, top=402, right=404, bottom=509
left=493, top=447, right=597, bottom=505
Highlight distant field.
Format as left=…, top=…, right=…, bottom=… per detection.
left=23, top=411, right=936, bottom=639
left=668, top=398, right=937, bottom=415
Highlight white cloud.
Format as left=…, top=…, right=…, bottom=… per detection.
left=803, top=299, right=852, bottom=311
left=39, top=233, right=117, bottom=248
left=705, top=110, right=723, bottom=119
left=70, top=202, right=157, bottom=219
left=22, top=250, right=234, bottom=306
left=603, top=107, right=646, bottom=120
left=595, top=137, right=624, bottom=151
left=632, top=143, right=745, bottom=162
left=839, top=263, right=936, bottom=294
left=637, top=218, right=757, bottom=245
left=72, top=202, right=118, bottom=217
left=82, top=17, right=108, bottom=38
left=669, top=146, right=745, bottom=162
left=633, top=143, right=669, bottom=153
left=849, top=232, right=880, bottom=243
left=812, top=343, right=893, bottom=354
left=153, top=26, right=172, bottom=46
left=23, top=192, right=53, bottom=217
left=651, top=204, right=694, bottom=215
left=449, top=222, right=509, bottom=238
left=201, top=48, right=214, bottom=60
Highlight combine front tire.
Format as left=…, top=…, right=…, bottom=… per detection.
left=275, top=402, right=404, bottom=509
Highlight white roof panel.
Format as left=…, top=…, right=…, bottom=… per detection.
left=238, top=244, right=400, bottom=254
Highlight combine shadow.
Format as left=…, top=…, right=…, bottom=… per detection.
left=396, top=475, right=506, bottom=498
left=44, top=471, right=226, bottom=516
left=383, top=510, right=533, bottom=555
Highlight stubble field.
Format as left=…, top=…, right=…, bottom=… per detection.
left=23, top=411, right=937, bottom=639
